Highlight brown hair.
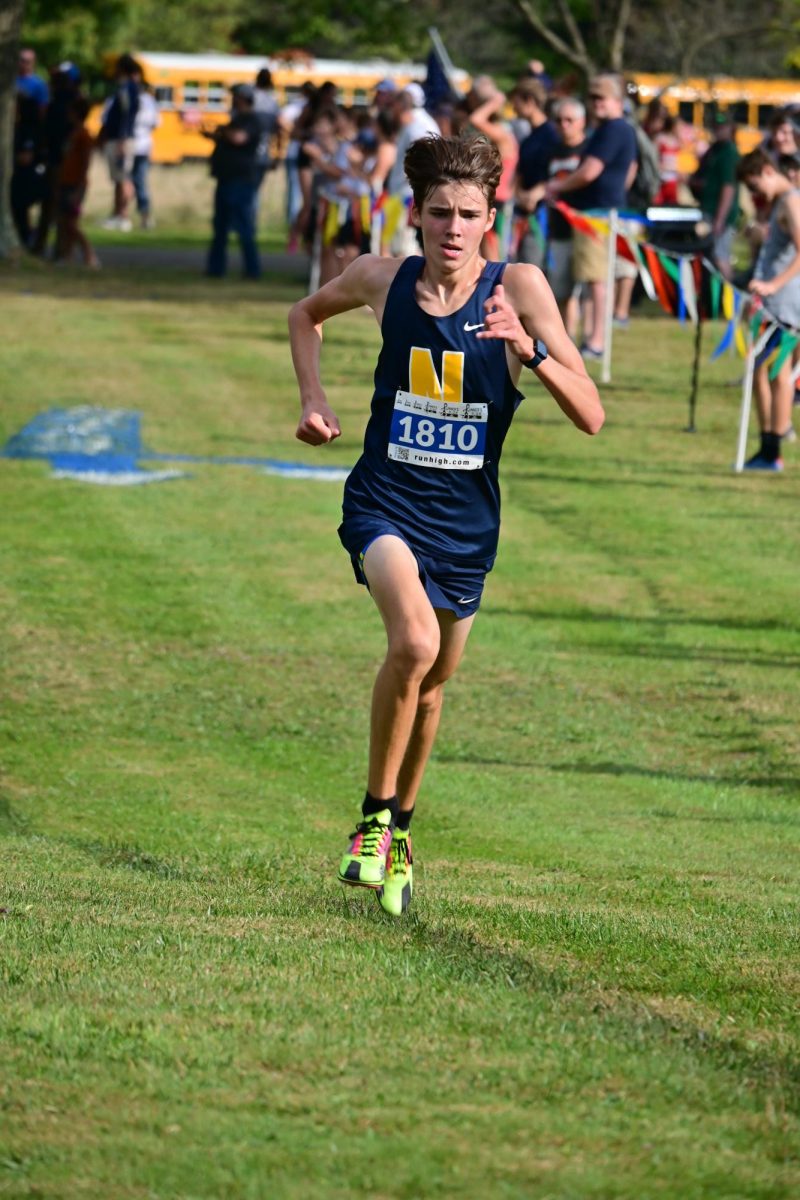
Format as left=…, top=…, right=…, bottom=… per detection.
left=769, top=107, right=797, bottom=133
left=737, top=147, right=775, bottom=181
left=404, top=134, right=502, bottom=210
left=510, top=78, right=547, bottom=112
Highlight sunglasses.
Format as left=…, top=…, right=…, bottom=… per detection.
left=589, top=93, right=608, bottom=101
left=556, top=116, right=578, bottom=123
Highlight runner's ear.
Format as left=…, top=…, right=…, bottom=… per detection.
left=484, top=206, right=496, bottom=233
left=410, top=202, right=421, bottom=228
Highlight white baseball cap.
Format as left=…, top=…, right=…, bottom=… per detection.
left=403, top=82, right=426, bottom=108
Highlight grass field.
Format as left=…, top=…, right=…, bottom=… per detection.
left=1, top=255, right=799, bottom=1200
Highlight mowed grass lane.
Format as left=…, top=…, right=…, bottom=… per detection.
left=1, top=266, right=798, bottom=1199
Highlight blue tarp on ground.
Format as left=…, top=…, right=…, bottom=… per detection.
left=2, top=407, right=350, bottom=485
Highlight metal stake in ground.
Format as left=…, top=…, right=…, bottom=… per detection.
left=685, top=314, right=703, bottom=432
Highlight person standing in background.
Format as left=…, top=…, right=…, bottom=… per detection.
left=700, top=112, right=740, bottom=281
left=32, top=63, right=81, bottom=257
left=252, top=68, right=280, bottom=223
left=55, top=95, right=100, bottom=269
left=544, top=72, right=637, bottom=358
left=545, top=98, right=588, bottom=339
left=98, top=54, right=141, bottom=232
left=738, top=149, right=800, bottom=470
left=512, top=78, right=559, bottom=268
left=16, top=48, right=48, bottom=114
left=461, top=76, right=518, bottom=261
left=131, top=68, right=160, bottom=230
left=385, top=83, right=440, bottom=255
left=204, top=83, right=262, bottom=280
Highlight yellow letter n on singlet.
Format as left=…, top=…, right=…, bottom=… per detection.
left=409, top=347, right=464, bottom=404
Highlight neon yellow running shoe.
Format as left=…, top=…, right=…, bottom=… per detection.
left=337, top=809, right=394, bottom=889
left=378, top=828, right=413, bottom=916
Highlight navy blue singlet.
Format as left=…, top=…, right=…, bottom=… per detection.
left=341, top=256, right=524, bottom=568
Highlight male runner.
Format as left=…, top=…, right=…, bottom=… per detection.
left=288, top=135, right=604, bottom=916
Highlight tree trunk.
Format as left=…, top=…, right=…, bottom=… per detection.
left=0, top=0, right=24, bottom=260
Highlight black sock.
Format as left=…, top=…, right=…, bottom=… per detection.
left=362, top=791, right=398, bottom=824
left=762, top=431, right=781, bottom=463
left=395, top=807, right=414, bottom=832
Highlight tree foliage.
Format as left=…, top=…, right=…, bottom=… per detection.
left=22, top=0, right=127, bottom=67
left=16, top=0, right=800, bottom=85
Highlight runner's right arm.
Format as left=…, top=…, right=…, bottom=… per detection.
left=289, top=255, right=399, bottom=445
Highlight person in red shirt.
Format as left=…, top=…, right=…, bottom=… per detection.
left=56, top=96, right=99, bottom=268
left=643, top=100, right=681, bottom=206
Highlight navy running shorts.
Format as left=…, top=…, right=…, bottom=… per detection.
left=338, top=514, right=489, bottom=619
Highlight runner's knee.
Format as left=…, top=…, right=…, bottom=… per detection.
left=387, top=624, right=440, bottom=679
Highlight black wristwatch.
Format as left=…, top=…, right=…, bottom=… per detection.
left=522, top=339, right=548, bottom=370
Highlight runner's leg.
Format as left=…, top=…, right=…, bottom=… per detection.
left=396, top=607, right=475, bottom=812
left=361, top=535, right=442, bottom=800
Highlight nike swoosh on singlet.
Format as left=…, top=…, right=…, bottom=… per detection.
left=463, top=321, right=484, bottom=332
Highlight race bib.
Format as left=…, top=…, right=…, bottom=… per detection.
left=388, top=390, right=488, bottom=471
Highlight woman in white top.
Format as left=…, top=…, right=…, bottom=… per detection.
left=131, top=81, right=160, bottom=228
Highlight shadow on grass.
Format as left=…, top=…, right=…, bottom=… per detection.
left=504, top=467, right=737, bottom=492
left=485, top=612, right=800, bottom=670
left=490, top=606, right=800, bottom=637
left=368, top=893, right=800, bottom=1109
left=574, top=639, right=800, bottom=670
left=0, top=258, right=307, bottom=307
left=0, top=796, right=31, bottom=834
left=432, top=751, right=800, bottom=799
left=64, top=837, right=199, bottom=881
left=552, top=760, right=800, bottom=802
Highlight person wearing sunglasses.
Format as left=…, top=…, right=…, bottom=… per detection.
left=544, top=73, right=638, bottom=358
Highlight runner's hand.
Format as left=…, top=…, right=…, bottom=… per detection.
left=296, top=402, right=342, bottom=445
left=477, top=284, right=534, bottom=361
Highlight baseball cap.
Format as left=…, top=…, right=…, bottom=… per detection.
left=57, top=61, right=81, bottom=82
left=374, top=78, right=398, bottom=94
left=232, top=83, right=255, bottom=103
left=403, top=82, right=426, bottom=108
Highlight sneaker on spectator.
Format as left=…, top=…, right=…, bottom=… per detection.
left=743, top=454, right=784, bottom=472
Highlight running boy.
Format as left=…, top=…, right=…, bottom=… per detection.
left=288, top=135, right=604, bottom=915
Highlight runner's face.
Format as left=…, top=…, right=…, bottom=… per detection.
left=413, top=182, right=494, bottom=270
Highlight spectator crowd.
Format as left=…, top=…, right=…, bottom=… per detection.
left=10, top=46, right=800, bottom=384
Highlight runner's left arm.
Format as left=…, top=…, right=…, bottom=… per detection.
left=477, top=268, right=605, bottom=435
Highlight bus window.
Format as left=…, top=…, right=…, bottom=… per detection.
left=206, top=81, right=227, bottom=110
left=154, top=85, right=174, bottom=109
left=703, top=101, right=720, bottom=128
left=678, top=101, right=694, bottom=124
left=729, top=101, right=749, bottom=126
left=182, top=81, right=201, bottom=107
left=353, top=89, right=369, bottom=105
left=758, top=104, right=776, bottom=129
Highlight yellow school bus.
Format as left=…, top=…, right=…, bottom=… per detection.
left=94, top=51, right=469, bottom=163
left=633, top=72, right=799, bottom=167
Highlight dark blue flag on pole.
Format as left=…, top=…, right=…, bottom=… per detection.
left=423, top=45, right=456, bottom=112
